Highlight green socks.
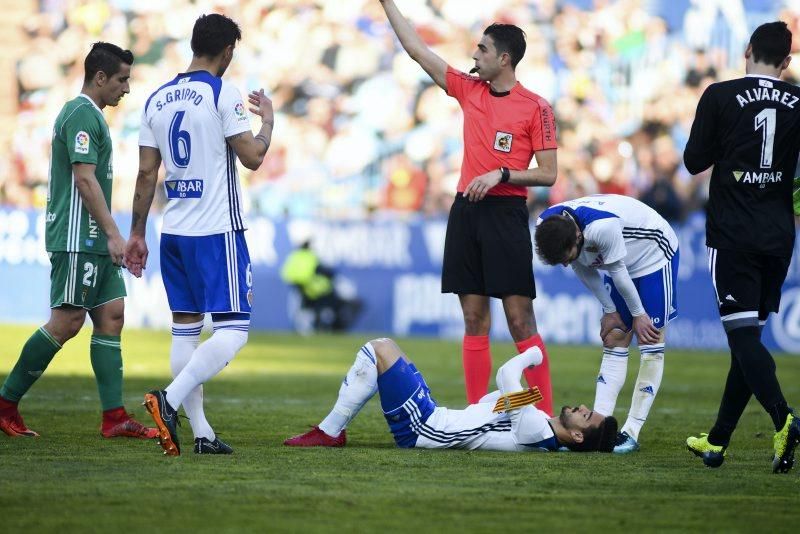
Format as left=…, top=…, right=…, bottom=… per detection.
left=90, top=335, right=124, bottom=411
left=0, top=327, right=62, bottom=402
left=1, top=330, right=125, bottom=411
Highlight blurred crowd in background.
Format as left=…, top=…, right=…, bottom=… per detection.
left=2, top=0, right=799, bottom=221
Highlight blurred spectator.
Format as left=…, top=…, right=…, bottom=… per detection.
left=280, top=239, right=363, bottom=334
left=1, top=0, right=794, bottom=218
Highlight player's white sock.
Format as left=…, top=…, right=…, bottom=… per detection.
left=170, top=321, right=214, bottom=440
left=593, top=347, right=629, bottom=416
left=166, top=321, right=248, bottom=411
left=622, top=344, right=664, bottom=442
left=318, top=343, right=378, bottom=437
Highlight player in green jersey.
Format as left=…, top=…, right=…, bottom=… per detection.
left=0, top=42, right=156, bottom=440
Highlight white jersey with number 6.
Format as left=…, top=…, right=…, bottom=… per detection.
left=139, top=70, right=251, bottom=236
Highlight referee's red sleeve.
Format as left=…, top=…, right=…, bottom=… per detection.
left=529, top=100, right=558, bottom=151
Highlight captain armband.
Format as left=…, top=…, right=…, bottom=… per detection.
left=492, top=387, right=543, bottom=413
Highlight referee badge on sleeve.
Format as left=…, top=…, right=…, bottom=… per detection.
left=494, top=131, right=513, bottom=153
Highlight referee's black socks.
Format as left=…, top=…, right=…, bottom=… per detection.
left=727, top=326, right=790, bottom=432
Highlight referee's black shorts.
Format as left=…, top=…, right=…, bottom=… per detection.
left=442, top=193, right=535, bottom=298
left=707, top=246, right=791, bottom=330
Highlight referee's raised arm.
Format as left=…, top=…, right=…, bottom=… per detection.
left=379, top=0, right=448, bottom=90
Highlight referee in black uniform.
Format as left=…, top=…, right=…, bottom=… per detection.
left=684, top=21, right=800, bottom=473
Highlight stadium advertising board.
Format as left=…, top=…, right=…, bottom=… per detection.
left=1, top=207, right=799, bottom=353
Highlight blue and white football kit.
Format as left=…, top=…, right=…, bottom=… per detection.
left=314, top=342, right=560, bottom=452
left=379, top=358, right=558, bottom=451
left=139, top=71, right=253, bottom=317
left=537, top=194, right=680, bottom=449
left=538, top=194, right=679, bottom=328
left=138, top=70, right=257, bottom=443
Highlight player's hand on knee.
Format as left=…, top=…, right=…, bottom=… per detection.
left=600, top=311, right=626, bottom=340
left=632, top=314, right=660, bottom=345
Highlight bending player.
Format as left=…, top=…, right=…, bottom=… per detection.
left=535, top=195, right=679, bottom=454
left=285, top=339, right=617, bottom=453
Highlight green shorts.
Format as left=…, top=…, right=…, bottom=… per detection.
left=49, top=252, right=127, bottom=309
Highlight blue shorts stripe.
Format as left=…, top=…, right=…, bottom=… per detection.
left=225, top=232, right=239, bottom=311
left=378, top=359, right=436, bottom=447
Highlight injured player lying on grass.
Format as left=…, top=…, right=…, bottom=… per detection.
left=285, top=338, right=617, bottom=452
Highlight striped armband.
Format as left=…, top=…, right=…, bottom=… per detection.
left=492, top=387, right=543, bottom=413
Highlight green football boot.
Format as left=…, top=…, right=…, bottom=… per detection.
left=773, top=413, right=800, bottom=474
left=686, top=433, right=726, bottom=468
left=793, top=176, right=800, bottom=216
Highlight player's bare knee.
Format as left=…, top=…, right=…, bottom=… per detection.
left=637, top=328, right=666, bottom=346
left=90, top=300, right=125, bottom=335
left=371, top=338, right=406, bottom=372
left=603, top=328, right=632, bottom=348
left=46, top=313, right=84, bottom=343
left=103, top=311, right=125, bottom=335
left=369, top=337, right=390, bottom=352
left=370, top=338, right=397, bottom=362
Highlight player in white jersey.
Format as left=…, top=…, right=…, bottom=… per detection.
left=124, top=14, right=274, bottom=456
left=284, top=338, right=618, bottom=453
left=535, top=195, right=679, bottom=454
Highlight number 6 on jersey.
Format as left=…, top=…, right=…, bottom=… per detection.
left=169, top=111, right=191, bottom=168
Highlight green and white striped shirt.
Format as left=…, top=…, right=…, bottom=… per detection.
left=45, top=94, right=114, bottom=254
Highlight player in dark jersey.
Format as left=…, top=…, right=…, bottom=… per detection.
left=683, top=21, right=800, bottom=473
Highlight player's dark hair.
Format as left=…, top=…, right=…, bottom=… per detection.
left=483, top=23, right=526, bottom=69
left=749, top=21, right=792, bottom=68
left=535, top=215, right=579, bottom=265
left=569, top=416, right=619, bottom=453
left=84, top=42, right=134, bottom=84
left=191, top=13, right=242, bottom=58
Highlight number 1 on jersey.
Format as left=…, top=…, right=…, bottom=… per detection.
left=754, top=108, right=776, bottom=168
left=169, top=111, right=191, bottom=168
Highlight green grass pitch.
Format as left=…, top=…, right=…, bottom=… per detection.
left=1, top=324, right=799, bottom=532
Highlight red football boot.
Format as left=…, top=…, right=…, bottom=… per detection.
left=101, top=408, right=158, bottom=439
left=284, top=426, right=346, bottom=447
left=0, top=408, right=39, bottom=437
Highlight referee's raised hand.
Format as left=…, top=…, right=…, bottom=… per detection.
left=464, top=169, right=502, bottom=202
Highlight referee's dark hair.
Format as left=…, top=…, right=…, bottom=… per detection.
left=191, top=13, right=242, bottom=58
left=569, top=416, right=619, bottom=453
left=749, top=21, right=792, bottom=68
left=84, top=42, right=134, bottom=84
left=535, top=215, right=579, bottom=266
left=484, top=23, right=526, bottom=69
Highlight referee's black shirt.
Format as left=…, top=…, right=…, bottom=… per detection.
left=684, top=75, right=800, bottom=257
